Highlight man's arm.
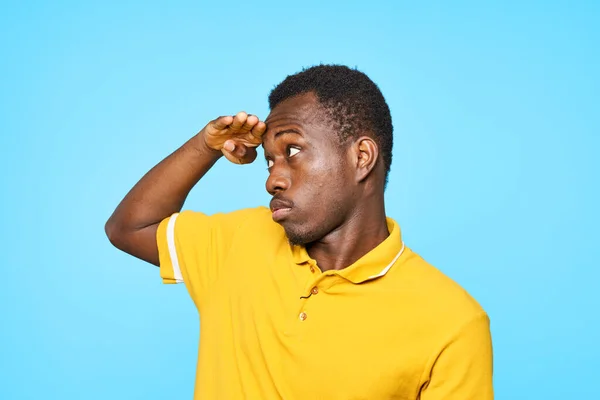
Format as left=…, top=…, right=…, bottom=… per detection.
left=105, top=112, right=266, bottom=266
left=420, top=313, right=494, bottom=399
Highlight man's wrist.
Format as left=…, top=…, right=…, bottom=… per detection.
left=191, top=132, right=222, bottom=158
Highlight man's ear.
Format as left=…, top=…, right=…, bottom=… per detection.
left=353, top=136, right=379, bottom=182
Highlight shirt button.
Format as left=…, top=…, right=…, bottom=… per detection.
left=311, top=287, right=319, bottom=295
left=299, top=312, right=308, bottom=321
left=310, top=266, right=315, bottom=273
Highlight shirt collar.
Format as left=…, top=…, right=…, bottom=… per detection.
left=291, top=217, right=405, bottom=284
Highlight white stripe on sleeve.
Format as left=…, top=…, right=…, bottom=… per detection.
left=166, top=213, right=184, bottom=283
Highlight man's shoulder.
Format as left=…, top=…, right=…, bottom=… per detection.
left=177, top=206, right=284, bottom=243
left=396, top=247, right=487, bottom=325
left=230, top=206, right=285, bottom=238
left=178, top=206, right=271, bottom=227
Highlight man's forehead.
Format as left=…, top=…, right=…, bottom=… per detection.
left=262, top=116, right=304, bottom=144
left=265, top=95, right=325, bottom=130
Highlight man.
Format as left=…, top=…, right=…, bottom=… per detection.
left=106, top=65, right=493, bottom=399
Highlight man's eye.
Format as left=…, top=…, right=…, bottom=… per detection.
left=267, top=159, right=274, bottom=168
left=287, top=147, right=300, bottom=157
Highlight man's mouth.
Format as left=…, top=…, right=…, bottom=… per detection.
left=272, top=207, right=292, bottom=221
left=270, top=198, right=294, bottom=222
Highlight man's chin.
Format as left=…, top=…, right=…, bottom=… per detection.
left=287, top=236, right=307, bottom=246
left=283, top=225, right=317, bottom=246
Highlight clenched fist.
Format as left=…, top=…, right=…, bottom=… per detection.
left=201, top=111, right=267, bottom=164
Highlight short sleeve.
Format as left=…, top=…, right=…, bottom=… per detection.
left=156, top=207, right=264, bottom=307
left=420, top=313, right=494, bottom=400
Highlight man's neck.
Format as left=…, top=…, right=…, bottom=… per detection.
left=306, top=201, right=389, bottom=272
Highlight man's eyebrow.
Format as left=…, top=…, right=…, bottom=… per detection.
left=263, top=128, right=303, bottom=159
left=274, top=128, right=302, bottom=138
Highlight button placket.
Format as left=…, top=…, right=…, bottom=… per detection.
left=296, top=275, right=327, bottom=324
left=287, top=275, right=342, bottom=333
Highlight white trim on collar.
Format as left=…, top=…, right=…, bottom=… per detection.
left=365, top=241, right=405, bottom=280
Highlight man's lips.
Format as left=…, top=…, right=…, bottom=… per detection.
left=270, top=198, right=294, bottom=222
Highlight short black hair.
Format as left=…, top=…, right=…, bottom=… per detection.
left=269, top=64, right=393, bottom=186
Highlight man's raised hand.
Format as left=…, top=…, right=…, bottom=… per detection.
left=202, top=111, right=267, bottom=164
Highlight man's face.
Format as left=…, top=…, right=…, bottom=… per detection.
left=263, top=92, right=355, bottom=245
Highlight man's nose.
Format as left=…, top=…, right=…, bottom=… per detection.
left=266, top=166, right=290, bottom=195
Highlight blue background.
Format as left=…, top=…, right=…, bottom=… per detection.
left=1, top=0, right=598, bottom=398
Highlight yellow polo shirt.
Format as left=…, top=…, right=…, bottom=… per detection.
left=157, top=207, right=493, bottom=399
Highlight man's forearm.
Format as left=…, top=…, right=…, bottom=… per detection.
left=105, top=133, right=220, bottom=263
left=105, top=112, right=266, bottom=265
